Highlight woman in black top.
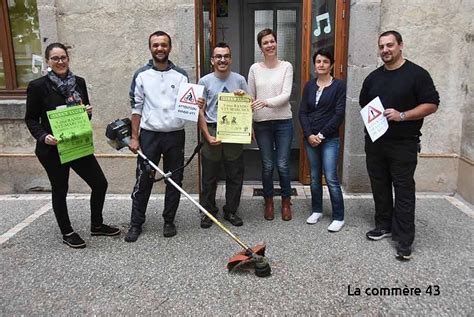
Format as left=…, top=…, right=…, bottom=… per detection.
left=299, top=49, right=346, bottom=232
left=25, top=43, right=119, bottom=248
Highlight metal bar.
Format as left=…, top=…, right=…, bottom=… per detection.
left=136, top=150, right=252, bottom=252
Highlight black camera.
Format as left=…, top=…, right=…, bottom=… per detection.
left=105, top=118, right=132, bottom=150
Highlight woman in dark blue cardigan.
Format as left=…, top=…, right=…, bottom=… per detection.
left=298, top=48, right=346, bottom=232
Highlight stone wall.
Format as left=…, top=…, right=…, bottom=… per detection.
left=344, top=0, right=473, bottom=202
left=1, top=0, right=472, bottom=202
left=0, top=0, right=199, bottom=194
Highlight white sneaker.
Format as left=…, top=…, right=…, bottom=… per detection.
left=306, top=212, right=323, bottom=224
left=328, top=220, right=345, bottom=232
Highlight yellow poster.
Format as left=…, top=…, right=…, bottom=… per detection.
left=216, top=93, right=252, bottom=144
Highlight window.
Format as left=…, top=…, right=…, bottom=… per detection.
left=0, top=0, right=42, bottom=97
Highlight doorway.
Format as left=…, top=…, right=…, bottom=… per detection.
left=195, top=0, right=350, bottom=185
left=241, top=0, right=303, bottom=182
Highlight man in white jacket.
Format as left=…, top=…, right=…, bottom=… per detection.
left=125, top=31, right=188, bottom=242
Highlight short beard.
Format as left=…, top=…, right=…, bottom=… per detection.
left=153, top=55, right=168, bottom=64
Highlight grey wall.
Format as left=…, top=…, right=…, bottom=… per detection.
left=460, top=29, right=473, bottom=162
left=380, top=0, right=471, bottom=154
left=342, top=0, right=381, bottom=192
left=343, top=0, right=473, bottom=199
left=1, top=0, right=472, bottom=201
left=53, top=0, right=196, bottom=152
left=0, top=0, right=198, bottom=194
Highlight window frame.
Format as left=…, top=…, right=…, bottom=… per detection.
left=0, top=0, right=28, bottom=98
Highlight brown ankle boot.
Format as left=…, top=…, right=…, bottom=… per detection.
left=264, top=197, right=274, bottom=220
left=281, top=197, right=292, bottom=221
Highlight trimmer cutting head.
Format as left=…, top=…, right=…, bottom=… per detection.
left=227, top=244, right=271, bottom=277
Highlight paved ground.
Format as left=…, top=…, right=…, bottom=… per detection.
left=0, top=191, right=472, bottom=315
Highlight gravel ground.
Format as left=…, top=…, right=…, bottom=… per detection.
left=1, top=195, right=472, bottom=315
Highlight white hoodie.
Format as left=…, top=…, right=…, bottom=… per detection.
left=130, top=60, right=188, bottom=132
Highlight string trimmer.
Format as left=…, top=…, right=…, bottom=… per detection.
left=106, top=118, right=271, bottom=277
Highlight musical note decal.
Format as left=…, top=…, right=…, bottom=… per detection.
left=31, top=54, right=43, bottom=74
left=313, top=12, right=331, bottom=37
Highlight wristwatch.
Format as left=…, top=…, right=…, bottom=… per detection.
left=400, top=112, right=406, bottom=121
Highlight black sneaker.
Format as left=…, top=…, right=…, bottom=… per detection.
left=224, top=213, right=243, bottom=227
left=200, top=214, right=214, bottom=229
left=396, top=244, right=412, bottom=261
left=124, top=226, right=142, bottom=242
left=163, top=223, right=177, bottom=238
left=91, top=224, right=121, bottom=236
left=366, top=228, right=392, bottom=240
left=63, top=232, right=86, bottom=249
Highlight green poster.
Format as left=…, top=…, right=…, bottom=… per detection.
left=216, top=93, right=253, bottom=144
left=47, top=106, right=94, bottom=164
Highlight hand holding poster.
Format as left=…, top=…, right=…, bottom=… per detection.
left=360, top=96, right=389, bottom=142
left=216, top=93, right=252, bottom=144
left=175, top=83, right=204, bottom=122
left=47, top=105, right=94, bottom=164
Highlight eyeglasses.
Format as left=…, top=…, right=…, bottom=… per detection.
left=49, top=56, right=69, bottom=63
left=212, top=54, right=231, bottom=60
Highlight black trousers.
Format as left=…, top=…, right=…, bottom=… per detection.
left=37, top=152, right=108, bottom=235
left=365, top=137, right=418, bottom=247
left=130, top=129, right=185, bottom=227
left=199, top=125, right=244, bottom=215
left=200, top=154, right=244, bottom=215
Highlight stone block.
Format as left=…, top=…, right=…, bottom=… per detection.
left=347, top=2, right=381, bottom=67
left=184, top=121, right=200, bottom=155
left=0, top=100, right=26, bottom=120
left=37, top=0, right=56, bottom=6
left=343, top=99, right=366, bottom=154
left=457, top=158, right=474, bottom=204
left=341, top=152, right=370, bottom=192
left=0, top=122, right=35, bottom=153
left=345, top=65, right=377, bottom=100
left=460, top=101, right=474, bottom=160
left=176, top=4, right=197, bottom=82
left=37, top=0, right=58, bottom=46
left=415, top=156, right=457, bottom=193
left=0, top=153, right=199, bottom=195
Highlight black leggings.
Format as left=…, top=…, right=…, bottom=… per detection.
left=38, top=153, right=108, bottom=235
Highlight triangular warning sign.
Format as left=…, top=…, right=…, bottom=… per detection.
left=180, top=87, right=197, bottom=105
left=368, top=106, right=382, bottom=123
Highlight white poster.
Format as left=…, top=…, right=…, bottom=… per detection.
left=175, top=83, right=204, bottom=122
left=360, top=96, right=389, bottom=142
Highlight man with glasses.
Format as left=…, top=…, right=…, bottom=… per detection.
left=197, top=42, right=248, bottom=228
left=124, top=31, right=188, bottom=242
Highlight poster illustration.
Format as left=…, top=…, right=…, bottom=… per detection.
left=175, top=83, right=204, bottom=122
left=47, top=105, right=94, bottom=164
left=360, top=96, right=389, bottom=142
left=216, top=93, right=252, bottom=144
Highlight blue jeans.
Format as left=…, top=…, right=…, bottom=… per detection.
left=305, top=137, right=344, bottom=220
left=254, top=119, right=293, bottom=198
